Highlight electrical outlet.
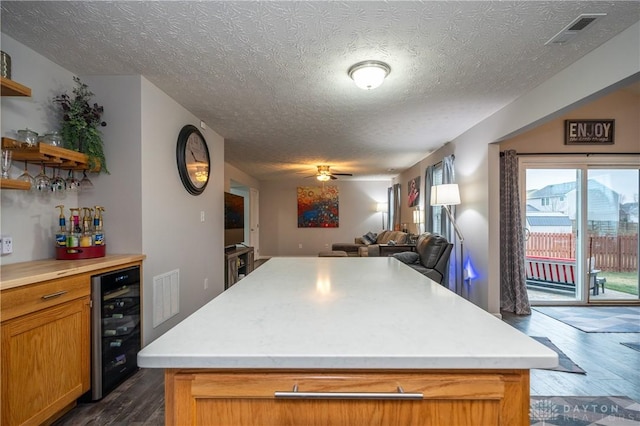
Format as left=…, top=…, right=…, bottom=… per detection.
left=1, top=235, right=13, bottom=255
left=298, top=243, right=303, bottom=249
left=200, top=211, right=205, bottom=222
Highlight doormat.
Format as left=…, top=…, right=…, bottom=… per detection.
left=621, top=342, right=640, bottom=352
left=530, top=395, right=640, bottom=425
left=533, top=306, right=640, bottom=333
left=530, top=336, right=586, bottom=374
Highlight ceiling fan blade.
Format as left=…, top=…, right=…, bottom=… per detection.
left=332, top=173, right=353, bottom=176
left=330, top=175, right=338, bottom=180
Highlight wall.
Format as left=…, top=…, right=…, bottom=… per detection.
left=138, top=77, right=225, bottom=344
left=259, top=179, right=390, bottom=257
left=393, top=21, right=640, bottom=315
left=500, top=88, right=640, bottom=153
left=0, top=34, right=79, bottom=263
left=0, top=36, right=226, bottom=346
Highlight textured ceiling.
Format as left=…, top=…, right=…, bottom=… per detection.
left=1, top=1, right=639, bottom=181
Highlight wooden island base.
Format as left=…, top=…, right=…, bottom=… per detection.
left=165, top=368, right=529, bottom=426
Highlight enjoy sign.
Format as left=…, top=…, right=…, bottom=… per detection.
left=565, top=119, right=614, bottom=145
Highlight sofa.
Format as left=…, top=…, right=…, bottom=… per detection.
left=392, top=233, right=453, bottom=284
left=331, top=230, right=409, bottom=257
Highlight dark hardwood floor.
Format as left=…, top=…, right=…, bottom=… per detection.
left=52, top=307, right=639, bottom=425
left=502, top=309, right=640, bottom=401
left=52, top=368, right=164, bottom=426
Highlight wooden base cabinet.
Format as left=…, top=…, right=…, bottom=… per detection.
left=164, top=369, right=530, bottom=426
left=1, top=277, right=91, bottom=426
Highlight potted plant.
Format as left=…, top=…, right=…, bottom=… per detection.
left=53, top=76, right=108, bottom=173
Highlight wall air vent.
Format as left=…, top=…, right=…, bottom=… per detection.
left=545, top=13, right=607, bottom=45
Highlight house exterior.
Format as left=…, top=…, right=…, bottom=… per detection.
left=527, top=179, right=625, bottom=235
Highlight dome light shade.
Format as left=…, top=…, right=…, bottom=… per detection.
left=348, top=60, right=391, bottom=90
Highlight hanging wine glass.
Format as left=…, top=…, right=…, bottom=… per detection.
left=80, top=170, right=93, bottom=191
left=66, top=170, right=81, bottom=192
left=16, top=161, right=34, bottom=191
left=50, top=167, right=67, bottom=197
left=1, top=149, right=12, bottom=179
left=34, top=163, right=52, bottom=193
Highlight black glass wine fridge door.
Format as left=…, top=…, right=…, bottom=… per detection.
left=90, top=266, right=141, bottom=400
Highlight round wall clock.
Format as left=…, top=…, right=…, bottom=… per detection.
left=176, top=124, right=210, bottom=195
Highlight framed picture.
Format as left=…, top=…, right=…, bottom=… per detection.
left=297, top=186, right=339, bottom=228
left=408, top=176, right=420, bottom=207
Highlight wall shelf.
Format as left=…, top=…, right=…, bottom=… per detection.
left=1, top=76, right=32, bottom=97
left=2, top=138, right=90, bottom=170
left=0, top=178, right=31, bottom=190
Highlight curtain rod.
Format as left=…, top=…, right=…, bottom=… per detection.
left=500, top=152, right=639, bottom=157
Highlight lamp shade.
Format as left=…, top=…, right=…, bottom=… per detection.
left=376, top=202, right=388, bottom=212
left=412, top=209, right=421, bottom=224
left=430, top=184, right=461, bottom=206
left=348, top=61, right=391, bottom=90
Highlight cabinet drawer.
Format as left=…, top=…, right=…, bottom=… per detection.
left=0, top=274, right=90, bottom=321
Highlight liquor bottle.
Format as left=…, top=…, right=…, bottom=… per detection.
left=93, top=206, right=105, bottom=246
left=79, top=207, right=93, bottom=247
left=54, top=205, right=68, bottom=247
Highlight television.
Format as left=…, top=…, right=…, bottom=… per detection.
left=224, top=192, right=245, bottom=248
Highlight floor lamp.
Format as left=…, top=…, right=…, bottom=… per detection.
left=376, top=202, right=388, bottom=230
left=430, top=184, right=464, bottom=295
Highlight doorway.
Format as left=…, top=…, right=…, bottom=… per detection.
left=521, top=157, right=639, bottom=305
left=230, top=181, right=260, bottom=259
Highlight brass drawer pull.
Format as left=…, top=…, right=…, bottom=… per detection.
left=41, top=290, right=68, bottom=300
left=275, top=384, right=423, bottom=400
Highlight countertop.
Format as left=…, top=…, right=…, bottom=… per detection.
left=138, top=257, right=558, bottom=370
left=0, top=254, right=146, bottom=290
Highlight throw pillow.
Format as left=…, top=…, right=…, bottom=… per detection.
left=392, top=252, right=420, bottom=264
left=361, top=232, right=377, bottom=245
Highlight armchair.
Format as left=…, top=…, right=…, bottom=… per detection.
left=393, top=233, right=453, bottom=284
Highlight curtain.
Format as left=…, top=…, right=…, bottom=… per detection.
left=500, top=150, right=531, bottom=315
left=424, top=166, right=434, bottom=233
left=386, top=186, right=392, bottom=230
left=392, top=183, right=402, bottom=231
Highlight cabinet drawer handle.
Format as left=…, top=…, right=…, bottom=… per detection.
left=41, top=290, right=68, bottom=300
left=274, top=385, right=423, bottom=400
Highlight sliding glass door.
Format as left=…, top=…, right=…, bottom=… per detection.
left=521, top=157, right=639, bottom=304
left=586, top=169, right=639, bottom=302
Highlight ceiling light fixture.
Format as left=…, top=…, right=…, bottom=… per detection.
left=316, top=174, right=331, bottom=182
left=348, top=60, right=391, bottom=90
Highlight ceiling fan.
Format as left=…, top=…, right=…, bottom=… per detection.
left=307, top=165, right=353, bottom=181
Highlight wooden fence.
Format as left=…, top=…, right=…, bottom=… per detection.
left=525, top=233, right=638, bottom=272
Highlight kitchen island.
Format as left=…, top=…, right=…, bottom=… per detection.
left=138, top=257, right=557, bottom=425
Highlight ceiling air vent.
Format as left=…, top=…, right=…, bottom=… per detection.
left=545, top=13, right=607, bottom=45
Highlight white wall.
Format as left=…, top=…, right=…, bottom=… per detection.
left=138, top=77, right=225, bottom=344
left=394, top=21, right=640, bottom=315
left=0, top=35, right=226, bottom=346
left=0, top=34, right=79, bottom=263
left=259, top=179, right=390, bottom=257
left=79, top=75, right=143, bottom=255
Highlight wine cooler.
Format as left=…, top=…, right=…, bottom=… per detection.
left=90, top=265, right=141, bottom=400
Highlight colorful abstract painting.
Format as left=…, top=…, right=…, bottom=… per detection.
left=297, top=186, right=339, bottom=228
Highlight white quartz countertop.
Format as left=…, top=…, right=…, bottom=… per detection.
left=138, top=257, right=558, bottom=370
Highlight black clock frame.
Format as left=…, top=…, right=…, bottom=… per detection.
left=176, top=124, right=210, bottom=195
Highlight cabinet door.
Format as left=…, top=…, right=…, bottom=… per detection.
left=166, top=369, right=529, bottom=426
left=1, top=296, right=90, bottom=426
